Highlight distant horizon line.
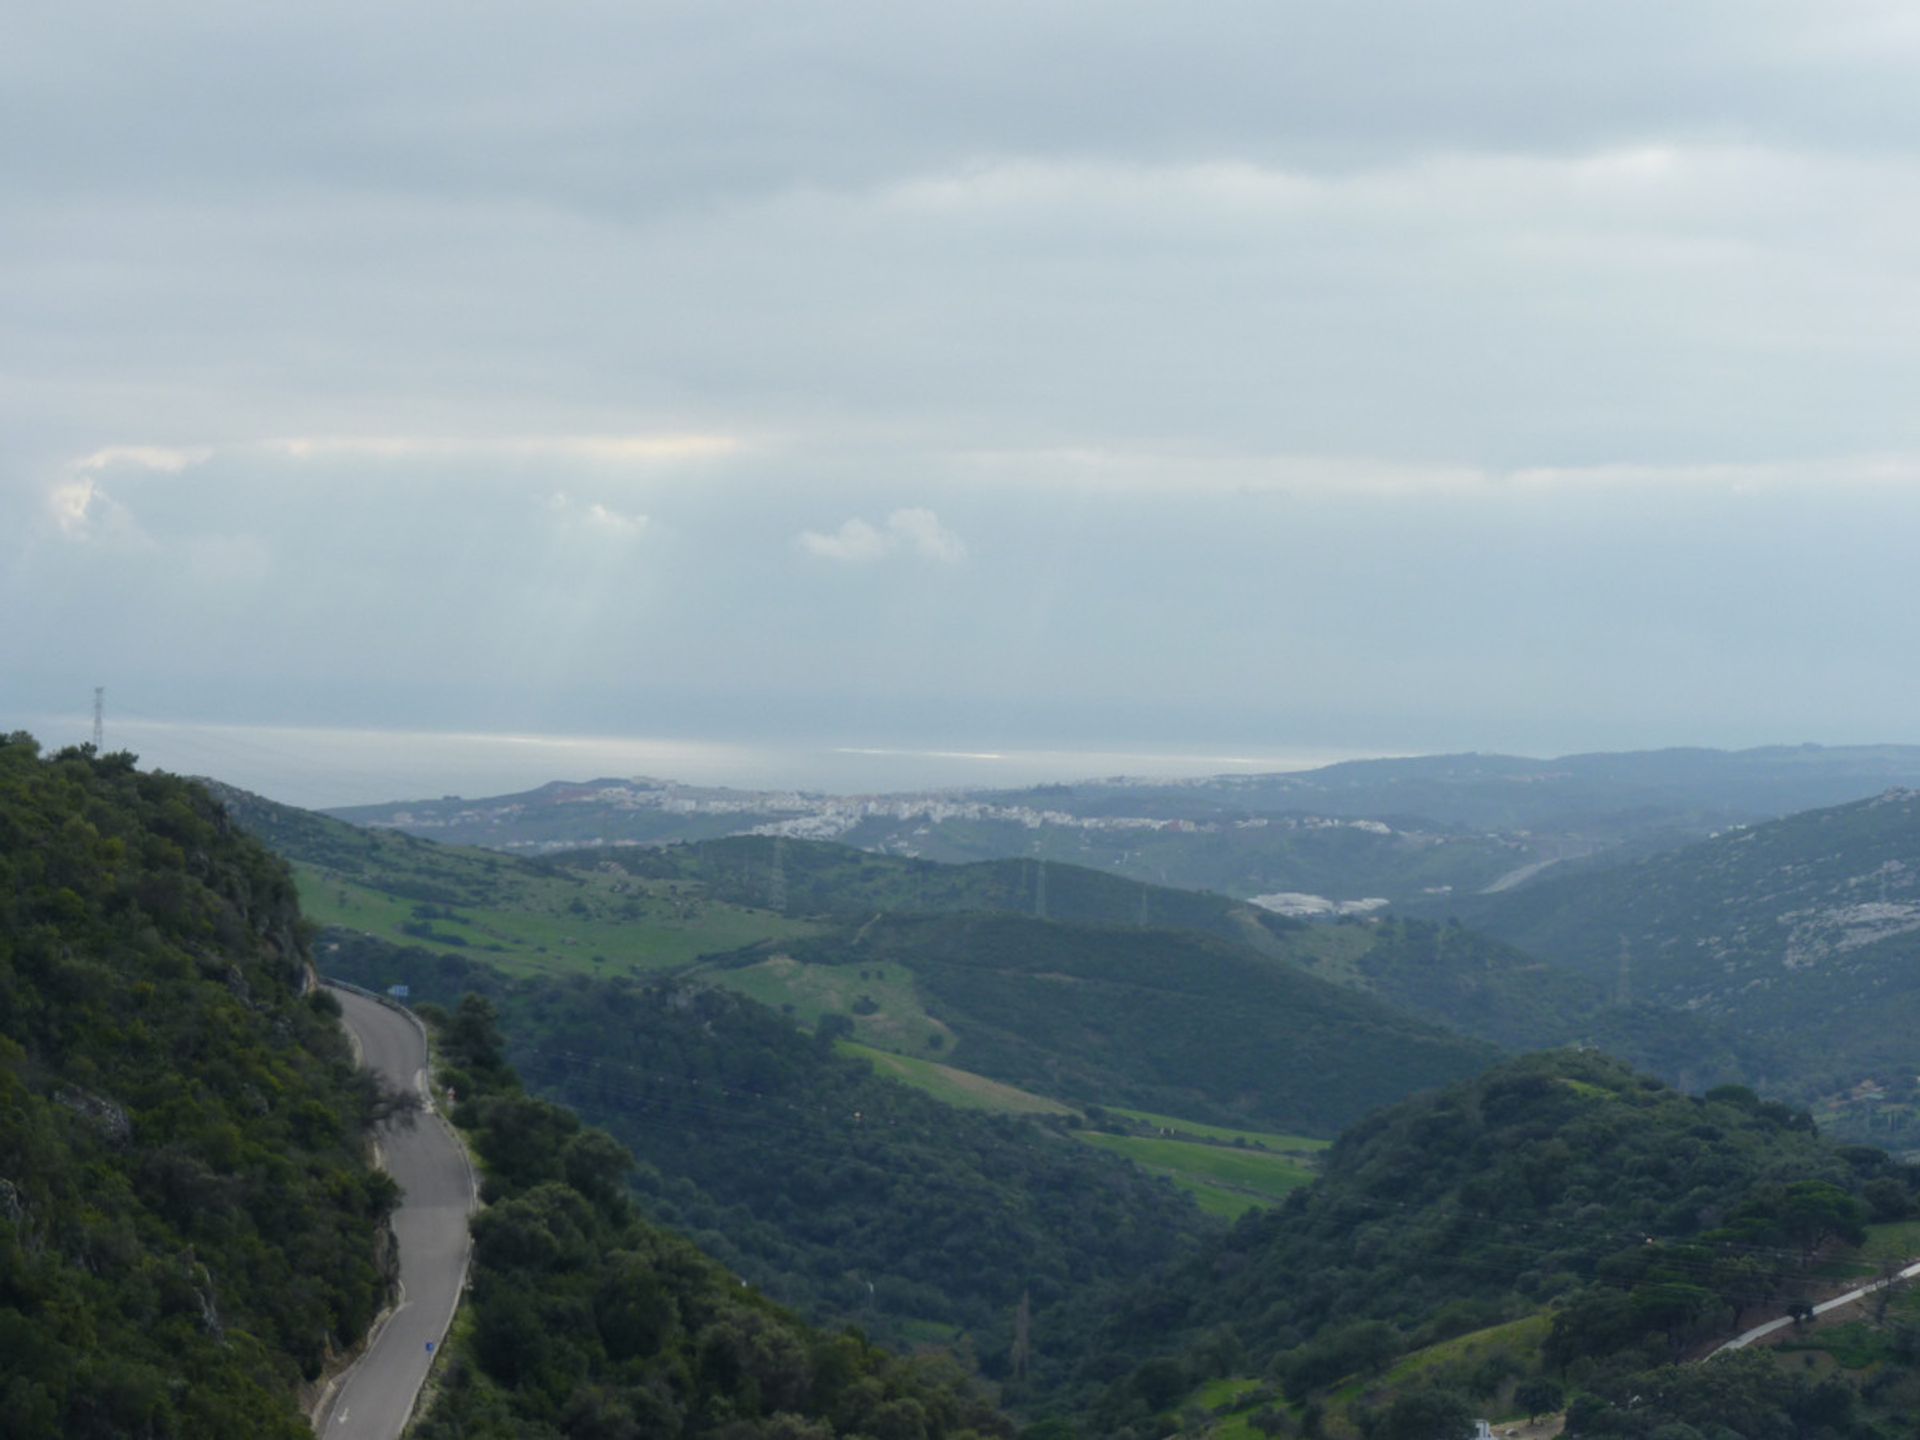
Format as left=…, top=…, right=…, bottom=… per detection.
left=16, top=711, right=1920, bottom=812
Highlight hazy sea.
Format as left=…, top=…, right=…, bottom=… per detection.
left=24, top=713, right=1383, bottom=810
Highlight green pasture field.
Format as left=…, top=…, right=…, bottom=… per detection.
left=1078, top=1132, right=1316, bottom=1218
left=1184, top=1377, right=1279, bottom=1438
left=295, top=857, right=816, bottom=978
left=1317, top=1313, right=1552, bottom=1426
left=701, top=952, right=956, bottom=1056
left=1381, top=1312, right=1550, bottom=1394
left=828, top=1043, right=1317, bottom=1219
left=1107, top=1107, right=1331, bottom=1153
left=835, top=1042, right=1072, bottom=1115
left=1179, top=1316, right=1554, bottom=1438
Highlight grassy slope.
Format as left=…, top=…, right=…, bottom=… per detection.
left=298, top=858, right=817, bottom=975
left=563, top=839, right=1501, bottom=1135
left=836, top=1041, right=1072, bottom=1116
left=638, top=841, right=1775, bottom=1119
left=833, top=1041, right=1323, bottom=1218
left=1107, top=1107, right=1332, bottom=1153
left=769, top=912, right=1497, bottom=1136
left=1174, top=1315, right=1555, bottom=1438
left=1077, top=1133, right=1316, bottom=1219
left=708, top=952, right=955, bottom=1055
left=213, top=782, right=818, bottom=976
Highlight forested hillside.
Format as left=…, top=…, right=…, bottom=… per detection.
left=648, top=838, right=1790, bottom=1103
left=1082, top=1051, right=1920, bottom=1435
left=1293, top=916, right=1794, bottom=1097
left=328, top=937, right=1215, bottom=1397
left=220, top=787, right=1495, bottom=1135
left=409, top=992, right=1014, bottom=1439
left=0, top=737, right=394, bottom=1437
left=762, top=912, right=1496, bottom=1135
left=204, top=778, right=1920, bottom=1433
left=231, top=790, right=1768, bottom=1124
left=571, top=841, right=1788, bottom=1115
left=1466, top=790, right=1920, bottom=1139
left=211, top=787, right=1850, bottom=1164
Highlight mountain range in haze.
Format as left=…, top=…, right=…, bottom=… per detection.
left=23, top=732, right=1920, bottom=1436
left=324, top=743, right=1920, bottom=908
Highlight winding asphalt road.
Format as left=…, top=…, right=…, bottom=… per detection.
left=314, top=987, right=477, bottom=1439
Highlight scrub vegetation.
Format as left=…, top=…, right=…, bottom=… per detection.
left=0, top=739, right=393, bottom=1438
left=409, top=993, right=1014, bottom=1439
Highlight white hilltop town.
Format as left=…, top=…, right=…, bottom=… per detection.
left=366, top=777, right=1403, bottom=853
left=352, top=778, right=1427, bottom=915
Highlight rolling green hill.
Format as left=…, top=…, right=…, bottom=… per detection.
left=236, top=793, right=1787, bottom=1115
left=573, top=834, right=1302, bottom=946
left=1084, top=1050, right=1920, bottom=1437
left=210, top=782, right=819, bottom=977
left=231, top=785, right=1807, bottom=1146
left=623, top=839, right=1786, bottom=1109
left=752, top=912, right=1497, bottom=1136
left=228, top=790, right=1745, bottom=1106
left=228, top=781, right=1920, bottom=1430
left=217, top=796, right=1500, bottom=1135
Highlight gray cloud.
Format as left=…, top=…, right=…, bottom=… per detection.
left=798, top=508, right=966, bottom=564
left=9, top=2, right=1920, bottom=791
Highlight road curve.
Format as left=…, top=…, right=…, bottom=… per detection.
left=314, top=987, right=477, bottom=1439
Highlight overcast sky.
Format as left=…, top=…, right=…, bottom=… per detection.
left=9, top=2, right=1920, bottom=799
